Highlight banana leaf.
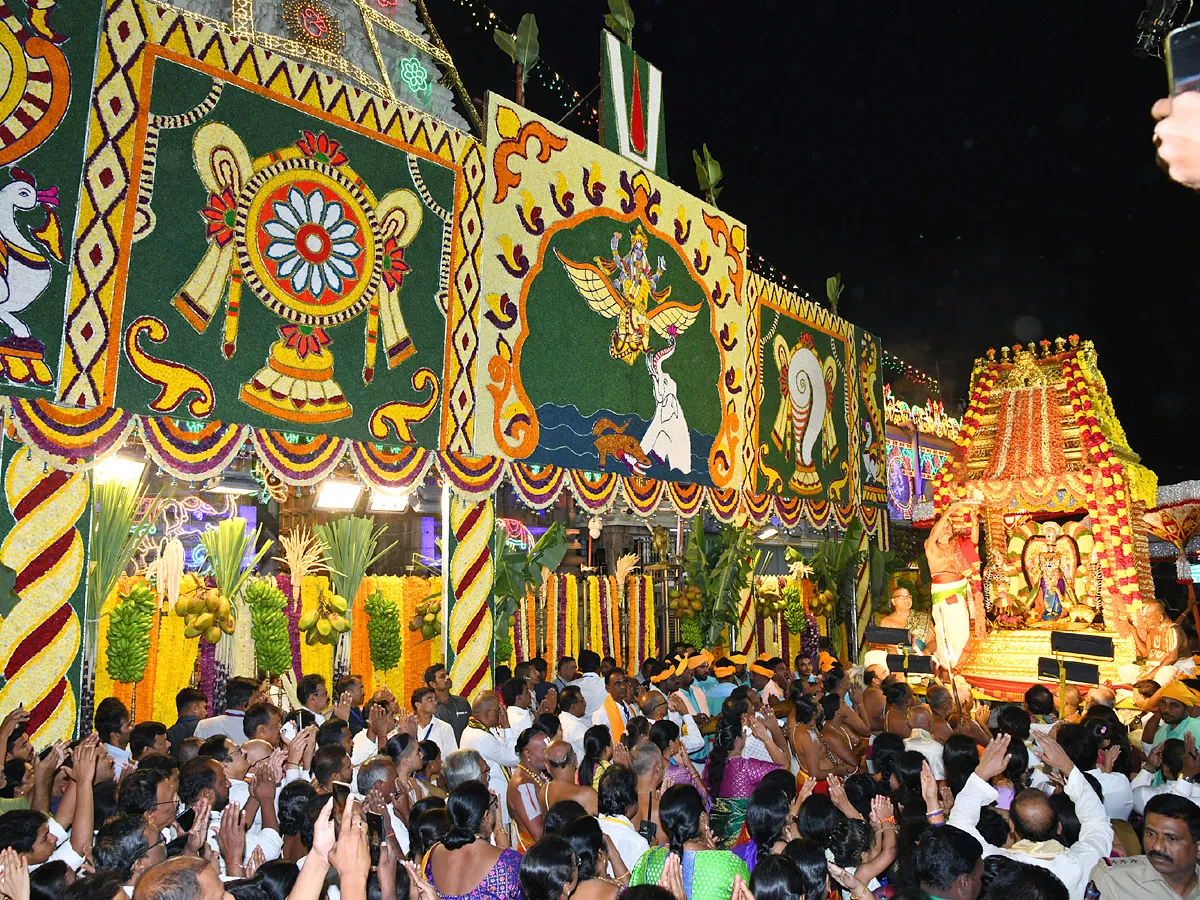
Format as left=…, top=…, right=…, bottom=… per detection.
left=492, top=520, right=566, bottom=642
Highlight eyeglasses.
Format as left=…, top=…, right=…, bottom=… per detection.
left=150, top=793, right=180, bottom=807
left=133, top=836, right=167, bottom=864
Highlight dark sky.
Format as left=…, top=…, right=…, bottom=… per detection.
left=435, top=0, right=1198, bottom=481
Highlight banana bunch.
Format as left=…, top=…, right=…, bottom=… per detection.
left=678, top=616, right=704, bottom=650
left=174, top=572, right=236, bottom=644
left=106, top=581, right=157, bottom=683
left=408, top=592, right=442, bottom=642
left=782, top=580, right=806, bottom=634
left=811, top=587, right=837, bottom=617
left=298, top=584, right=349, bottom=645
left=364, top=589, right=401, bottom=672
left=756, top=577, right=786, bottom=618
left=668, top=584, right=705, bottom=618
left=245, top=579, right=291, bottom=675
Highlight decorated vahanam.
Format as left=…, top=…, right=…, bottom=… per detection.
left=475, top=98, right=751, bottom=490
left=749, top=274, right=887, bottom=519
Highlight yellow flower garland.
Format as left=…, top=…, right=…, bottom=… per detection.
left=150, top=601, right=200, bottom=722
left=565, top=574, right=579, bottom=659
left=587, top=576, right=601, bottom=657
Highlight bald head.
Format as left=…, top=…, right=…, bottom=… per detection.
left=630, top=742, right=663, bottom=779
left=242, top=739, right=273, bottom=767
left=1087, top=686, right=1116, bottom=708
left=472, top=691, right=499, bottom=715
left=1062, top=685, right=1081, bottom=709
left=866, top=664, right=889, bottom=686
left=908, top=704, right=934, bottom=731
left=544, top=740, right=574, bottom=772
left=133, top=855, right=209, bottom=900
left=926, top=686, right=953, bottom=715
left=1011, top=788, right=1057, bottom=842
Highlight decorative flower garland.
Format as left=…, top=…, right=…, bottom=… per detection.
left=624, top=575, right=655, bottom=674
left=149, top=599, right=200, bottom=723
left=587, top=576, right=621, bottom=661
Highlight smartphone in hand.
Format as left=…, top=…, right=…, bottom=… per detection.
left=1167, top=21, right=1200, bottom=94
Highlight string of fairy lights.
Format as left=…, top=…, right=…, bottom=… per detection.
left=882, top=348, right=941, bottom=391
left=443, top=0, right=600, bottom=128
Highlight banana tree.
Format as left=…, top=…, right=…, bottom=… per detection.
left=826, top=273, right=845, bottom=316
left=799, top=518, right=865, bottom=658
left=492, top=521, right=567, bottom=662
left=682, top=520, right=758, bottom=648
left=494, top=13, right=539, bottom=106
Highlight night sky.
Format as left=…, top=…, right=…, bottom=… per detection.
left=436, top=0, right=1197, bottom=480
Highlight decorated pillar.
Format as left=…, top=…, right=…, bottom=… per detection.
left=446, top=495, right=494, bottom=702
left=0, top=444, right=88, bottom=742
left=854, top=524, right=870, bottom=660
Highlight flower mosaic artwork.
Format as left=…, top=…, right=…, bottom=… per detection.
left=262, top=186, right=364, bottom=300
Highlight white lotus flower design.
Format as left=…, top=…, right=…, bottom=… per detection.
left=263, top=186, right=363, bottom=299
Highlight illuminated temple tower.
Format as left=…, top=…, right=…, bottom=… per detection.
left=914, top=337, right=1157, bottom=692
left=167, top=0, right=476, bottom=132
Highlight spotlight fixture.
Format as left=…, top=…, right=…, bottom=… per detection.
left=204, top=472, right=260, bottom=496
left=314, top=479, right=362, bottom=511
left=757, top=525, right=779, bottom=541
left=94, top=455, right=146, bottom=487
left=369, top=489, right=411, bottom=513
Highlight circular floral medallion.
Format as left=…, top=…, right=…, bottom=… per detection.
left=237, top=158, right=381, bottom=325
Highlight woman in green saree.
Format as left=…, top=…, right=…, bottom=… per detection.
left=629, top=784, right=749, bottom=900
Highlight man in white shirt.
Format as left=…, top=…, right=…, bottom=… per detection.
left=180, top=757, right=282, bottom=875
left=1131, top=736, right=1200, bottom=815
left=572, top=650, right=609, bottom=719
left=194, top=677, right=261, bottom=745
left=556, top=686, right=589, bottom=761
left=350, top=698, right=398, bottom=769
left=949, top=733, right=1112, bottom=900
left=592, top=669, right=638, bottom=741
left=904, top=704, right=947, bottom=781
left=411, top=687, right=458, bottom=761
left=459, top=691, right=520, bottom=826
left=95, top=697, right=134, bottom=779
left=501, top=677, right=533, bottom=738
left=596, top=764, right=649, bottom=873
left=640, top=690, right=703, bottom=755
left=554, top=657, right=578, bottom=693
left=281, top=674, right=329, bottom=743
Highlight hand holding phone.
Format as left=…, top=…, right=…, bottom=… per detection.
left=1168, top=21, right=1200, bottom=94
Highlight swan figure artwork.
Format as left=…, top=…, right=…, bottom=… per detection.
left=640, top=334, right=691, bottom=474
left=0, top=169, right=63, bottom=384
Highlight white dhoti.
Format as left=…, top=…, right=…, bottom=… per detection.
left=931, top=578, right=971, bottom=671
left=1117, top=662, right=1178, bottom=687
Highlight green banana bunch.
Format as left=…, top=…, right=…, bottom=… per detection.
left=106, top=583, right=157, bottom=683
left=364, top=589, right=401, bottom=672
left=298, top=585, right=349, bottom=646
left=245, top=579, right=292, bottom=675
left=782, top=582, right=805, bottom=635
left=678, top=616, right=704, bottom=650
left=495, top=632, right=513, bottom=666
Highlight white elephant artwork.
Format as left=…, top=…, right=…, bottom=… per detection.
left=640, top=337, right=691, bottom=474
left=770, top=334, right=837, bottom=494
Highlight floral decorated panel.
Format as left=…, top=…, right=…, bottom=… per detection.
left=475, top=97, right=752, bottom=491
left=52, top=1, right=483, bottom=451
